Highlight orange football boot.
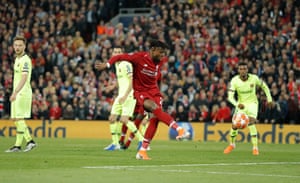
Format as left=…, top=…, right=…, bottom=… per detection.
left=136, top=150, right=151, bottom=160
left=252, top=148, right=259, bottom=155
left=224, top=145, right=235, bottom=154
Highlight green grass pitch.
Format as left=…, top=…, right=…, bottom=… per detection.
left=0, top=138, right=299, bottom=183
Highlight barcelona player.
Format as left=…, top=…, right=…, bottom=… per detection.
left=6, top=35, right=37, bottom=152
left=103, top=47, right=144, bottom=151
left=224, top=62, right=273, bottom=155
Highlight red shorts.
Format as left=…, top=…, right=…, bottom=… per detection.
left=134, top=90, right=163, bottom=113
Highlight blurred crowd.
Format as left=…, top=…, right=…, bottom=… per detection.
left=0, top=0, right=299, bottom=124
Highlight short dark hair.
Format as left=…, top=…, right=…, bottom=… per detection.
left=238, top=62, right=247, bottom=67
left=149, top=39, right=169, bottom=50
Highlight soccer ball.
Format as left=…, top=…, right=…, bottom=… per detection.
left=232, top=113, right=249, bottom=129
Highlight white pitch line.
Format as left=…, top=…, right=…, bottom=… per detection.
left=83, top=161, right=300, bottom=169
left=82, top=162, right=300, bottom=179
left=204, top=171, right=300, bottom=178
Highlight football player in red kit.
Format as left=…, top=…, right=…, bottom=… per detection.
left=95, top=39, right=189, bottom=160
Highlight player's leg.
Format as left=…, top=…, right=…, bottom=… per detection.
left=224, top=103, right=259, bottom=155
left=6, top=97, right=36, bottom=152
left=104, top=114, right=120, bottom=151
left=123, top=103, right=146, bottom=149
left=116, top=122, right=123, bottom=143
left=22, top=120, right=37, bottom=152
left=5, top=119, right=23, bottom=152
left=119, top=123, right=127, bottom=147
left=247, top=103, right=259, bottom=155
left=224, top=126, right=238, bottom=154
left=21, top=97, right=37, bottom=152
left=6, top=100, right=22, bottom=152
left=124, top=113, right=144, bottom=149
left=139, top=116, right=151, bottom=150
left=140, top=116, right=149, bottom=136
left=109, top=119, right=118, bottom=145
left=248, top=117, right=259, bottom=155
left=224, top=109, right=239, bottom=154
left=143, top=98, right=189, bottom=140
left=136, top=117, right=158, bottom=160
left=120, top=116, right=143, bottom=144
left=121, top=98, right=144, bottom=147
left=104, top=101, right=121, bottom=151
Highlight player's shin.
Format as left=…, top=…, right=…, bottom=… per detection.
left=116, top=122, right=122, bottom=141
left=15, top=120, right=26, bottom=146
left=119, top=124, right=127, bottom=144
left=229, top=128, right=238, bottom=146
left=248, top=124, right=258, bottom=148
left=126, top=121, right=143, bottom=141
left=224, top=127, right=238, bottom=154
left=140, top=123, right=148, bottom=136
left=109, top=123, right=119, bottom=145
left=140, top=118, right=158, bottom=150
left=23, top=121, right=33, bottom=142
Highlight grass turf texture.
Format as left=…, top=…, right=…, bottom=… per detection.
left=1, top=138, right=299, bottom=183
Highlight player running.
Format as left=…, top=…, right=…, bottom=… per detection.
left=224, top=62, right=273, bottom=155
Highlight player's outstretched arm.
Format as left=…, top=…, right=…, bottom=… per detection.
left=95, top=62, right=108, bottom=71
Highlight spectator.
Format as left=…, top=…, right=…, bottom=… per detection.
left=188, top=104, right=200, bottom=122
left=86, top=99, right=97, bottom=120
left=49, top=101, right=62, bottom=120
left=0, top=87, right=5, bottom=118
left=62, top=104, right=75, bottom=120
left=75, top=100, right=88, bottom=120
left=211, top=104, right=220, bottom=123
left=285, top=94, right=299, bottom=124
left=0, top=0, right=300, bottom=125
left=199, top=104, right=210, bottom=122
left=176, top=104, right=189, bottom=122
left=214, top=101, right=232, bottom=123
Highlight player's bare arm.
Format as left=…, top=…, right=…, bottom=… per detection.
left=94, top=62, right=108, bottom=71
left=10, top=72, right=28, bottom=102
left=258, top=79, right=274, bottom=109
left=118, top=73, right=133, bottom=104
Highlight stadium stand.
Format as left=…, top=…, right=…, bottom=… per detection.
left=0, top=0, right=299, bottom=124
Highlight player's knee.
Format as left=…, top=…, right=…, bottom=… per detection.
left=109, top=115, right=117, bottom=123
left=136, top=113, right=145, bottom=120
left=231, top=125, right=238, bottom=130
left=143, top=100, right=157, bottom=112
left=249, top=117, right=257, bottom=124
left=119, top=116, right=129, bottom=124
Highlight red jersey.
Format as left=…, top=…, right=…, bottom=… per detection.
left=108, top=52, right=162, bottom=92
